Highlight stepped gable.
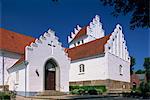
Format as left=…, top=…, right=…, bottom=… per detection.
left=12, top=29, right=70, bottom=67
left=68, top=15, right=104, bottom=43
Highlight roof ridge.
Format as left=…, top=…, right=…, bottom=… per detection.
left=68, top=34, right=111, bottom=50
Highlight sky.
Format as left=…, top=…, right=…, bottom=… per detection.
left=0, top=0, right=149, bottom=70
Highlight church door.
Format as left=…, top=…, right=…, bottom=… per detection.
left=45, top=71, right=55, bottom=90
left=45, top=60, right=56, bottom=90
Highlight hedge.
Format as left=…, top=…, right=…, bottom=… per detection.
left=69, top=85, right=107, bottom=94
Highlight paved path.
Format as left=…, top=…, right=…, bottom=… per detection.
left=15, top=95, right=148, bottom=100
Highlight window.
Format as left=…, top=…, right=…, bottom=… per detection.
left=79, top=64, right=85, bottom=73
left=119, top=26, right=122, bottom=30
left=77, top=41, right=80, bottom=45
left=119, top=65, right=123, bottom=75
left=82, top=40, right=84, bottom=44
left=16, top=71, right=19, bottom=84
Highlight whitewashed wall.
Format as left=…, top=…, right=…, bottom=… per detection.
left=104, top=24, right=130, bottom=82
left=0, top=56, right=2, bottom=85
left=0, top=51, right=20, bottom=86
left=8, top=63, right=26, bottom=96
left=69, top=55, right=108, bottom=82
left=25, top=29, right=70, bottom=93
left=106, top=52, right=130, bottom=82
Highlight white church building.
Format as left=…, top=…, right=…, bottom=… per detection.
left=0, top=28, right=70, bottom=96
left=0, top=15, right=130, bottom=96
left=67, top=15, right=131, bottom=93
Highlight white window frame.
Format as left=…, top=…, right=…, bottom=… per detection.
left=119, top=65, right=123, bottom=75
left=79, top=64, right=85, bottom=73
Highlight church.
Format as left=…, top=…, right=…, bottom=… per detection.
left=0, top=15, right=130, bottom=96
left=0, top=28, right=70, bottom=96
left=67, top=15, right=131, bottom=93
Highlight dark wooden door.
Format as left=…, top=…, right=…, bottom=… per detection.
left=45, top=71, right=55, bottom=90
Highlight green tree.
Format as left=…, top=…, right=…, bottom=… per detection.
left=135, top=69, right=145, bottom=74
left=143, top=57, right=150, bottom=82
left=100, top=0, right=149, bottom=30
left=130, top=56, right=135, bottom=75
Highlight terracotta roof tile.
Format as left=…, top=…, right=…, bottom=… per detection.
left=72, top=26, right=87, bottom=41
left=67, top=34, right=111, bottom=61
left=0, top=28, right=35, bottom=54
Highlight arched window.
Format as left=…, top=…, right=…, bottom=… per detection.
left=77, top=41, right=80, bottom=45
left=119, top=65, right=123, bottom=75
left=79, top=64, right=85, bottom=73
left=82, top=40, right=84, bottom=44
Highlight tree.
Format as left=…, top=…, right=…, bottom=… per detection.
left=135, top=69, right=145, bottom=74
left=130, top=56, right=135, bottom=75
left=100, top=0, right=149, bottom=30
left=143, top=57, right=150, bottom=82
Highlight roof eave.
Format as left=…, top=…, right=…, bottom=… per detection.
left=7, top=61, right=27, bottom=72
left=71, top=52, right=105, bottom=63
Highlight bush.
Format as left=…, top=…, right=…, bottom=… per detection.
left=71, top=89, right=79, bottom=95
left=78, top=88, right=85, bottom=95
left=69, top=85, right=107, bottom=95
left=96, top=89, right=103, bottom=94
left=131, top=81, right=150, bottom=98
left=88, top=89, right=98, bottom=95
left=69, top=86, right=80, bottom=91
left=0, top=92, right=11, bottom=100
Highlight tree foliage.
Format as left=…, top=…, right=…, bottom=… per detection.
left=100, top=0, right=149, bottom=30
left=143, top=57, right=150, bottom=82
left=135, top=69, right=145, bottom=74
left=130, top=56, right=136, bottom=75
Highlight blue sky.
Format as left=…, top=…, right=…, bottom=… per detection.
left=1, top=0, right=149, bottom=70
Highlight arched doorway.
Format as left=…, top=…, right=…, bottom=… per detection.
left=45, top=59, right=57, bottom=90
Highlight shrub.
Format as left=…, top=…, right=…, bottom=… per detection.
left=96, top=89, right=103, bottom=95
left=69, top=85, right=107, bottom=95
left=69, top=86, right=80, bottom=91
left=88, top=89, right=97, bottom=95
left=71, top=89, right=79, bottom=95
left=0, top=92, right=11, bottom=100
left=78, top=88, right=85, bottom=95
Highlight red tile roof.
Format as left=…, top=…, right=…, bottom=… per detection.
left=0, top=28, right=35, bottom=54
left=66, top=34, right=111, bottom=61
left=72, top=26, right=87, bottom=41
